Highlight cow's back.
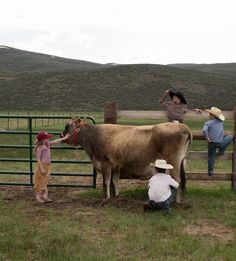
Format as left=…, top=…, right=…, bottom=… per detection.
left=119, top=122, right=192, bottom=178
left=82, top=123, right=191, bottom=179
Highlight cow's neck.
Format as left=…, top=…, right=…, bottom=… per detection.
left=78, top=124, right=101, bottom=154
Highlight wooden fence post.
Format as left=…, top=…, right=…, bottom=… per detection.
left=104, top=101, right=117, bottom=124
left=232, top=105, right=236, bottom=191
left=103, top=101, right=117, bottom=198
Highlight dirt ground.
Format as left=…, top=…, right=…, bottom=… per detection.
left=183, top=219, right=235, bottom=242
left=0, top=175, right=222, bottom=212
left=1, top=177, right=235, bottom=243
left=0, top=174, right=194, bottom=215
left=0, top=176, right=148, bottom=212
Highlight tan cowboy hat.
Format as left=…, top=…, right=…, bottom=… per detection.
left=150, top=159, right=173, bottom=169
left=205, top=107, right=225, bottom=121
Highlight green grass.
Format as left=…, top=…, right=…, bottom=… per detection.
left=0, top=184, right=235, bottom=260
left=0, top=116, right=235, bottom=260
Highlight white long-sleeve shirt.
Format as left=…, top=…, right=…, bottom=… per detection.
left=148, top=173, right=179, bottom=202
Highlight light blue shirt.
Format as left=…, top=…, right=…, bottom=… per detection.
left=202, top=119, right=224, bottom=143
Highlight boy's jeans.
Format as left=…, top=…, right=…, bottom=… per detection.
left=149, top=186, right=177, bottom=212
left=208, top=135, right=233, bottom=174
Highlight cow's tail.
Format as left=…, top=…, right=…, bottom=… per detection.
left=180, top=128, right=192, bottom=193
left=180, top=158, right=186, bottom=193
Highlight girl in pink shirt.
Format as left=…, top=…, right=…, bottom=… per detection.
left=34, top=131, right=69, bottom=203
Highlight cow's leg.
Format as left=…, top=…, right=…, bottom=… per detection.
left=112, top=167, right=120, bottom=197
left=168, top=158, right=182, bottom=204
left=102, top=163, right=112, bottom=199
left=109, top=169, right=116, bottom=198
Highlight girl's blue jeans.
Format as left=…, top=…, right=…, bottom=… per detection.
left=208, top=135, right=233, bottom=173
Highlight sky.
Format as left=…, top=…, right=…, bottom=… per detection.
left=1, top=0, right=236, bottom=65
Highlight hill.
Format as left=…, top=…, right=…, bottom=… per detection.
left=0, top=45, right=103, bottom=73
left=0, top=46, right=235, bottom=111
left=169, top=63, right=236, bottom=77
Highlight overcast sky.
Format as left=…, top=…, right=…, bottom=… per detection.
left=1, top=0, right=236, bottom=64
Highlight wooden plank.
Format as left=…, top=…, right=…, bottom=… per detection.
left=118, top=110, right=166, bottom=119
left=119, top=172, right=232, bottom=181
left=232, top=152, right=236, bottom=191
left=104, top=101, right=117, bottom=124
left=192, top=131, right=233, bottom=140
left=187, top=172, right=232, bottom=181
left=116, top=107, right=236, bottom=185
left=232, top=105, right=236, bottom=191
left=187, top=151, right=232, bottom=160
left=186, top=110, right=233, bottom=119
left=118, top=110, right=234, bottom=120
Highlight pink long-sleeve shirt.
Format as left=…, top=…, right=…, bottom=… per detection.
left=36, top=142, right=52, bottom=164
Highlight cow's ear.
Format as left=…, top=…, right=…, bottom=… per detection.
left=69, top=117, right=77, bottom=125
left=74, top=117, right=83, bottom=126
left=81, top=118, right=86, bottom=124
left=69, top=117, right=81, bottom=126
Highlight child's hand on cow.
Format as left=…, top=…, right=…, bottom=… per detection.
left=63, top=133, right=71, bottom=140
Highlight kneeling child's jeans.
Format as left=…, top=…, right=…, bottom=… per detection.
left=149, top=186, right=177, bottom=212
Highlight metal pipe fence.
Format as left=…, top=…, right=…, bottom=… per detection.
left=0, top=115, right=97, bottom=188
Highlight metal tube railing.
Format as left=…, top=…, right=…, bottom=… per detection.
left=0, top=115, right=96, bottom=188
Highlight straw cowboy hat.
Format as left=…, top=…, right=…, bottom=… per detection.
left=169, top=91, right=187, bottom=104
left=205, top=107, right=225, bottom=121
left=150, top=159, right=173, bottom=169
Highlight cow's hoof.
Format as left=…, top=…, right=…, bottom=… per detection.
left=100, top=198, right=109, bottom=206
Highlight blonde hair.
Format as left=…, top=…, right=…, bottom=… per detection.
left=34, top=139, right=44, bottom=154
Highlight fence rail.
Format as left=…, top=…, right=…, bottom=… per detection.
left=0, top=115, right=97, bottom=188
left=118, top=110, right=234, bottom=120
left=104, top=102, right=236, bottom=191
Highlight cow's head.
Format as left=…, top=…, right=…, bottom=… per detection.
left=61, top=117, right=86, bottom=146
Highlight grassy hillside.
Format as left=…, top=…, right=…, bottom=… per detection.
left=0, top=46, right=236, bottom=111
left=0, top=46, right=103, bottom=73
left=169, top=63, right=236, bottom=77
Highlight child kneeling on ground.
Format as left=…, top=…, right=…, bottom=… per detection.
left=143, top=159, right=179, bottom=213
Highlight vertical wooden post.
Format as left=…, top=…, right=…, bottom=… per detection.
left=232, top=105, right=236, bottom=191
left=103, top=101, right=117, bottom=198
left=104, top=101, right=117, bottom=124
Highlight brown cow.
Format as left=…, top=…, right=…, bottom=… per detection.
left=62, top=118, right=192, bottom=203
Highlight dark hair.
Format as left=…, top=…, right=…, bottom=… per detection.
left=156, top=167, right=166, bottom=173
left=169, top=91, right=187, bottom=104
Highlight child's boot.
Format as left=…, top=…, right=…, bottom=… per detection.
left=42, top=190, right=53, bottom=203
left=36, top=192, right=44, bottom=204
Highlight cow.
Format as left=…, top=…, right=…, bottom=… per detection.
left=61, top=118, right=192, bottom=203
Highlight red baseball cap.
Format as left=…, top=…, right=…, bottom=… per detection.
left=37, top=131, right=53, bottom=141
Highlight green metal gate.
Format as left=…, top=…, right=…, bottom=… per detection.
left=0, top=115, right=96, bottom=188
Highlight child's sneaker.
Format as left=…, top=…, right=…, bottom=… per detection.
left=43, top=197, right=53, bottom=203
left=42, top=191, right=53, bottom=203
left=36, top=192, right=44, bottom=204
